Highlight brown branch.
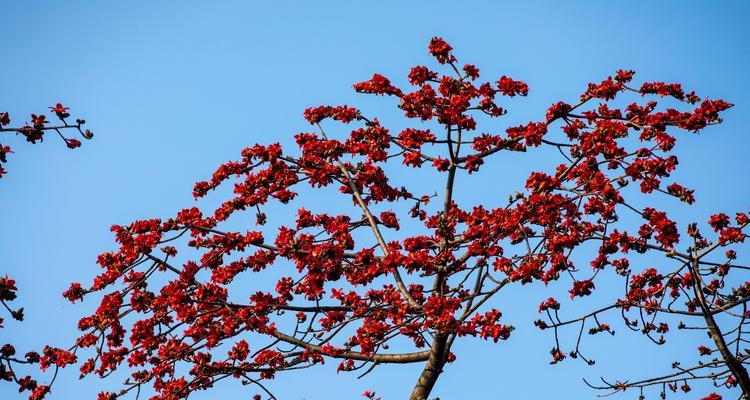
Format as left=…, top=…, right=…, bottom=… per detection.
left=269, top=330, right=430, bottom=364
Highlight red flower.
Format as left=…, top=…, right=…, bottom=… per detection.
left=379, top=211, right=400, bottom=230
left=640, top=81, right=685, bottom=100
left=641, top=208, right=680, bottom=248
left=353, top=73, right=403, bottom=96
left=428, top=37, right=454, bottom=64
left=550, top=347, right=566, bottom=364
left=506, top=122, right=547, bottom=147
left=496, top=75, right=528, bottom=97
left=569, top=279, right=595, bottom=299
left=432, top=157, right=450, bottom=171
left=0, top=276, right=17, bottom=301
left=408, top=65, right=438, bottom=85
left=709, top=213, right=730, bottom=231
left=49, top=103, right=70, bottom=118
left=614, top=69, right=635, bottom=83
left=584, top=76, right=623, bottom=100
left=462, top=64, right=480, bottom=80
left=303, top=105, right=360, bottom=124
left=30, top=114, right=48, bottom=128
left=538, top=297, right=560, bottom=313
left=0, top=145, right=12, bottom=163
left=29, top=385, right=50, bottom=400
left=667, top=183, right=695, bottom=204
left=62, top=283, right=85, bottom=303
left=546, top=101, right=572, bottom=122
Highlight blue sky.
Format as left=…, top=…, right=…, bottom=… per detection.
left=2, top=1, right=750, bottom=399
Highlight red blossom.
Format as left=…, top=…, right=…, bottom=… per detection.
left=30, top=114, right=48, bottom=128
left=569, top=280, right=595, bottom=299
left=496, top=75, right=528, bottom=97
left=428, top=37, right=455, bottom=64
left=408, top=65, right=438, bottom=85
left=49, top=103, right=70, bottom=118
left=538, top=297, right=560, bottom=313
left=353, top=73, right=403, bottom=96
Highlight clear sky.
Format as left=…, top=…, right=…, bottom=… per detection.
left=2, top=1, right=750, bottom=399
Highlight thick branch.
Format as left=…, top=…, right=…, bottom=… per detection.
left=689, top=254, right=750, bottom=397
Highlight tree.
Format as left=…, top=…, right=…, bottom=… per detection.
left=2, top=37, right=744, bottom=400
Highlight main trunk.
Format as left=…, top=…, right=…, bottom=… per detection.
left=409, top=334, right=448, bottom=400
